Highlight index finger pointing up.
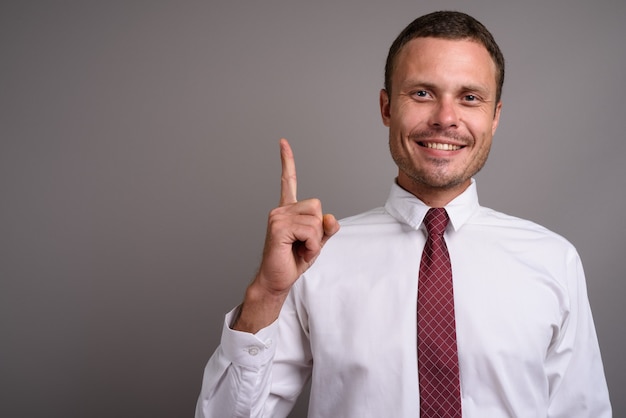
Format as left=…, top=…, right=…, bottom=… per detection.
left=279, top=138, right=298, bottom=206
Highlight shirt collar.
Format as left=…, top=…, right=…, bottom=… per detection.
left=383, top=179, right=480, bottom=232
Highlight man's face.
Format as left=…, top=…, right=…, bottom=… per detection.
left=380, top=37, right=502, bottom=201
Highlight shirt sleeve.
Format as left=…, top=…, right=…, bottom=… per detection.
left=194, top=307, right=278, bottom=418
left=195, top=291, right=313, bottom=418
left=546, top=249, right=612, bottom=417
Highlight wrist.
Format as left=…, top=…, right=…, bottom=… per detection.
left=232, top=280, right=289, bottom=333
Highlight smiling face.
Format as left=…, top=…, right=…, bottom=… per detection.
left=380, top=37, right=502, bottom=206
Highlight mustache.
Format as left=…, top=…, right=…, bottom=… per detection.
left=408, top=129, right=471, bottom=143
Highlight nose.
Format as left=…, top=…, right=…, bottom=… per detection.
left=429, top=97, right=458, bottom=128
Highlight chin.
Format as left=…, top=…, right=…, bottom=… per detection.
left=408, top=170, right=470, bottom=191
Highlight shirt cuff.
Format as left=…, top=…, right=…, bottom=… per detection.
left=220, top=307, right=278, bottom=369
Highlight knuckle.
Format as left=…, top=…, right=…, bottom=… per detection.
left=311, top=198, right=322, bottom=210
left=268, top=206, right=282, bottom=218
left=301, top=198, right=322, bottom=213
left=312, top=216, right=324, bottom=230
left=267, top=209, right=286, bottom=230
left=281, top=173, right=297, bottom=184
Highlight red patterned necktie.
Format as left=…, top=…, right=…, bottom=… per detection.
left=418, top=208, right=462, bottom=417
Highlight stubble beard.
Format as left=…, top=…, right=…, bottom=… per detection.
left=389, top=131, right=491, bottom=192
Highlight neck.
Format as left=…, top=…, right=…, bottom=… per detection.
left=396, top=174, right=471, bottom=208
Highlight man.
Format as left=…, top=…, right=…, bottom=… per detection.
left=196, top=11, right=611, bottom=417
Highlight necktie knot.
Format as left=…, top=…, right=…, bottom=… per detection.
left=424, top=208, right=449, bottom=237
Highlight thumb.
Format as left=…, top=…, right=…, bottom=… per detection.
left=321, top=214, right=340, bottom=244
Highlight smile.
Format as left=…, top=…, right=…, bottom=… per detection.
left=420, top=142, right=463, bottom=151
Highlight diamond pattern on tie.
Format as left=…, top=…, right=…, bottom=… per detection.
left=418, top=208, right=462, bottom=417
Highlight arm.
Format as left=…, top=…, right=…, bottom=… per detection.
left=546, top=249, right=611, bottom=417
left=195, top=139, right=339, bottom=418
left=233, top=139, right=339, bottom=333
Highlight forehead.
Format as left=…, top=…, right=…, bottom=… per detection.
left=393, top=37, right=497, bottom=91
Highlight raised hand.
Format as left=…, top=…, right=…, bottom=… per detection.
left=233, top=139, right=339, bottom=333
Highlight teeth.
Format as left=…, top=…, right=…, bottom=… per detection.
left=424, top=142, right=461, bottom=151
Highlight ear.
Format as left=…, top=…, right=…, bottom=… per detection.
left=491, top=101, right=503, bottom=136
left=379, top=89, right=391, bottom=127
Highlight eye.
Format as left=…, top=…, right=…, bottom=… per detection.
left=462, top=94, right=485, bottom=106
left=411, top=90, right=430, bottom=100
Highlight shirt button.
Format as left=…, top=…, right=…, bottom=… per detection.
left=247, top=347, right=260, bottom=356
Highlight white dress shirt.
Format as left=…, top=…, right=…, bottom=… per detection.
left=196, top=180, right=611, bottom=418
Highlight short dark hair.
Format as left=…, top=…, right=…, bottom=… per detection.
left=384, top=11, right=505, bottom=103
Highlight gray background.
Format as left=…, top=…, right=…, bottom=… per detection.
left=1, top=1, right=624, bottom=417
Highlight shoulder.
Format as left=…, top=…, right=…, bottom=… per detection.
left=310, top=206, right=409, bottom=267
left=469, top=206, right=579, bottom=258
left=339, top=206, right=395, bottom=227
left=473, top=206, right=561, bottom=235
left=334, top=206, right=410, bottom=238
